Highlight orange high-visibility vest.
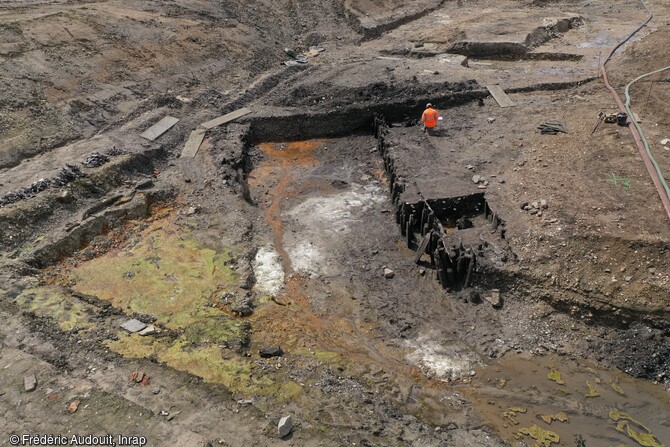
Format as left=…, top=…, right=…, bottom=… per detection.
left=422, top=108, right=439, bottom=128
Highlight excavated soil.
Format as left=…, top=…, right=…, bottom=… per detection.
left=1, top=1, right=670, bottom=446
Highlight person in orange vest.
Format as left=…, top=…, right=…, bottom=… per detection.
left=421, top=103, right=440, bottom=135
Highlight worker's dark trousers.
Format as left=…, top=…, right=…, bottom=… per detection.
left=423, top=125, right=437, bottom=136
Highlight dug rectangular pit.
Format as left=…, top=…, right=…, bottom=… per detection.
left=247, top=137, right=388, bottom=280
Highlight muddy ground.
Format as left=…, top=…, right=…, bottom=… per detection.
left=1, top=1, right=669, bottom=446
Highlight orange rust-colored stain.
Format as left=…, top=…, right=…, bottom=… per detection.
left=256, top=140, right=323, bottom=164
left=248, top=140, right=323, bottom=272
left=250, top=274, right=324, bottom=349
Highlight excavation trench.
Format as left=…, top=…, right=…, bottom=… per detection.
left=7, top=102, right=670, bottom=446
left=243, top=122, right=669, bottom=445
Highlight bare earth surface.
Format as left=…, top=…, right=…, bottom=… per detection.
left=1, top=1, right=669, bottom=447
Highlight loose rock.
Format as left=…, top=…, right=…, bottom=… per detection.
left=139, top=325, right=156, bottom=336
left=120, top=319, right=147, bottom=333
left=135, top=179, right=154, bottom=190
left=259, top=346, right=284, bottom=358
left=278, top=415, right=293, bottom=438
left=57, top=190, right=73, bottom=203
left=67, top=400, right=80, bottom=414
left=485, top=289, right=502, bottom=308
left=24, top=374, right=37, bottom=392
left=383, top=268, right=395, bottom=279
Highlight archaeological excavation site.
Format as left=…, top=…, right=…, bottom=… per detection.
left=1, top=0, right=670, bottom=446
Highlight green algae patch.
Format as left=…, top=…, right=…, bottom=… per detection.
left=108, top=336, right=255, bottom=391
left=106, top=335, right=303, bottom=398
left=503, top=407, right=527, bottom=425
left=161, top=341, right=253, bottom=389
left=610, top=381, right=626, bottom=396
left=70, top=220, right=237, bottom=329
left=547, top=368, right=565, bottom=385
left=585, top=381, right=600, bottom=397
left=609, top=412, right=664, bottom=447
left=313, top=350, right=341, bottom=363
left=15, top=286, right=96, bottom=332
left=540, top=412, right=569, bottom=425
left=105, top=333, right=161, bottom=358
left=183, top=318, right=246, bottom=345
left=519, top=424, right=560, bottom=447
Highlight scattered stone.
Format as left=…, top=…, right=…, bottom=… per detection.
left=624, top=276, right=632, bottom=282
left=383, top=268, right=395, bottom=279
left=499, top=178, right=505, bottom=184
left=529, top=209, right=538, bottom=215
left=540, top=199, right=548, bottom=209
left=187, top=206, right=197, bottom=215
left=520, top=202, right=529, bottom=210
left=472, top=175, right=481, bottom=184
left=237, top=399, right=253, bottom=405
left=153, top=388, right=161, bottom=395
left=477, top=184, right=487, bottom=189
left=120, top=319, right=147, bottom=333
left=160, top=410, right=169, bottom=416
left=82, top=151, right=109, bottom=168
left=135, top=179, right=154, bottom=190
left=419, top=269, right=426, bottom=276
left=466, top=165, right=474, bottom=170
left=485, top=289, right=502, bottom=308
left=129, top=371, right=150, bottom=385
left=57, top=190, right=73, bottom=203
left=278, top=415, right=293, bottom=438
left=24, top=375, right=37, bottom=392
left=139, top=325, right=156, bottom=336
left=487, top=117, right=496, bottom=124
left=531, top=201, right=539, bottom=209
left=67, top=400, right=80, bottom=414
left=661, top=138, right=669, bottom=145
left=107, top=146, right=124, bottom=156
left=259, top=346, right=283, bottom=358
left=231, top=296, right=253, bottom=317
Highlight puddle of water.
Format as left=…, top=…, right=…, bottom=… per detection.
left=467, top=353, right=670, bottom=447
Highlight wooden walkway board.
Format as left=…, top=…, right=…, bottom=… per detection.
left=180, top=127, right=207, bottom=158
left=140, top=116, right=180, bottom=141
left=486, top=85, right=515, bottom=108
left=201, top=107, right=252, bottom=130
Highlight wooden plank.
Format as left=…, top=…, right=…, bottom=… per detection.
left=414, top=232, right=432, bottom=264
left=180, top=128, right=207, bottom=158
left=140, top=116, right=180, bottom=141
left=486, top=84, right=515, bottom=108
left=201, top=107, right=252, bottom=130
